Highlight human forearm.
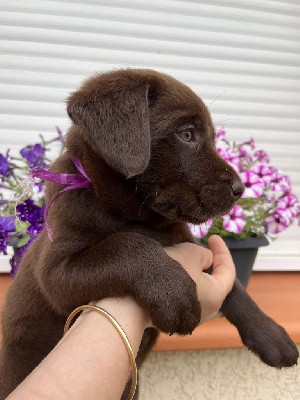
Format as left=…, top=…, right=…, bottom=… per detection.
left=8, top=297, right=148, bottom=400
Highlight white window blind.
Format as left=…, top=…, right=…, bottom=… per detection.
left=0, top=0, right=299, bottom=272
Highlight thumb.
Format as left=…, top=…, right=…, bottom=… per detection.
left=207, top=235, right=236, bottom=294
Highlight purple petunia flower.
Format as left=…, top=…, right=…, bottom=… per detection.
left=20, top=143, right=47, bottom=169
left=0, top=216, right=15, bottom=232
left=27, top=223, right=44, bottom=236
left=240, top=171, right=264, bottom=198
left=16, top=199, right=45, bottom=238
left=223, top=205, right=246, bottom=234
left=254, top=150, right=270, bottom=164
left=0, top=225, right=9, bottom=254
left=10, top=256, right=19, bottom=277
left=0, top=154, right=10, bottom=177
left=189, top=219, right=213, bottom=238
left=16, top=199, right=44, bottom=226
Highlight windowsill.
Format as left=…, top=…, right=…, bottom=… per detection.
left=1, top=272, right=300, bottom=351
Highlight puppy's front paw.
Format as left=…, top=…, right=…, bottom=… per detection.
left=143, top=274, right=201, bottom=335
left=241, top=316, right=299, bottom=368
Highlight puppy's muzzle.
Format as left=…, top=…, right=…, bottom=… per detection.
left=217, top=171, right=244, bottom=200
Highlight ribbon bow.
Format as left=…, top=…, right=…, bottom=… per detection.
left=30, top=157, right=93, bottom=241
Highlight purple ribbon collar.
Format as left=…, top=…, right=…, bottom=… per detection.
left=30, top=157, right=92, bottom=241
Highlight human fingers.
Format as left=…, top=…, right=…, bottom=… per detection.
left=207, top=235, right=236, bottom=296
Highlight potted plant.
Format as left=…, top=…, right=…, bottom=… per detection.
left=189, top=129, right=299, bottom=286
left=0, top=128, right=64, bottom=276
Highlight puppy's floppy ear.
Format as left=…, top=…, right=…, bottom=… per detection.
left=67, top=72, right=151, bottom=178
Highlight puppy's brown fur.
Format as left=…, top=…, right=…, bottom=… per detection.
left=0, top=69, right=298, bottom=399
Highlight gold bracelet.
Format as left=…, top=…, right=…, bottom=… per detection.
left=63, top=304, right=138, bottom=400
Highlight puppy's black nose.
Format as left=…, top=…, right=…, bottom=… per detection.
left=230, top=178, right=244, bottom=199
left=217, top=171, right=244, bottom=200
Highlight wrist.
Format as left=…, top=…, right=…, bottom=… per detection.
left=95, top=296, right=150, bottom=328
left=77, top=297, right=150, bottom=356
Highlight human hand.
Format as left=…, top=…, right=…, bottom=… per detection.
left=164, top=235, right=236, bottom=324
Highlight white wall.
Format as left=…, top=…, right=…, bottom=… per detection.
left=0, top=0, right=300, bottom=271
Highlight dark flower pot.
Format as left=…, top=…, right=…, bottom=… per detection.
left=223, top=236, right=269, bottom=287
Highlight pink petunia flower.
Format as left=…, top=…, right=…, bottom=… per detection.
left=237, top=144, right=254, bottom=168
left=270, top=170, right=291, bottom=194
left=278, top=194, right=298, bottom=209
left=251, top=164, right=275, bottom=187
left=217, top=146, right=240, bottom=171
left=265, top=212, right=290, bottom=234
left=244, top=137, right=256, bottom=150
left=189, top=220, right=213, bottom=238
left=223, top=205, right=246, bottom=234
left=240, top=171, right=264, bottom=198
left=215, top=128, right=226, bottom=141
left=254, top=149, right=270, bottom=164
left=238, top=145, right=252, bottom=158
left=276, top=194, right=299, bottom=220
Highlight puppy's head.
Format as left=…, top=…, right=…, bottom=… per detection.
left=67, top=69, right=244, bottom=224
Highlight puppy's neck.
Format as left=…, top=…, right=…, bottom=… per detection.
left=78, top=143, right=162, bottom=225
left=65, top=129, right=172, bottom=228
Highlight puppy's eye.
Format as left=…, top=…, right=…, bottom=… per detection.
left=177, top=130, right=194, bottom=142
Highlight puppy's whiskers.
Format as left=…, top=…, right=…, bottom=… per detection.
left=215, top=118, right=232, bottom=125
left=138, top=194, right=150, bottom=217
left=209, top=91, right=228, bottom=108
left=191, top=204, right=202, bottom=224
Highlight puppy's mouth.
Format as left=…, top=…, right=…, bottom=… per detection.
left=194, top=183, right=241, bottom=222
left=148, top=183, right=239, bottom=224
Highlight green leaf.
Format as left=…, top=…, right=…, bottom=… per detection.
left=15, top=219, right=29, bottom=234
left=16, top=234, right=31, bottom=248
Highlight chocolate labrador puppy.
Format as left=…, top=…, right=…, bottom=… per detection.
left=0, top=69, right=298, bottom=399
